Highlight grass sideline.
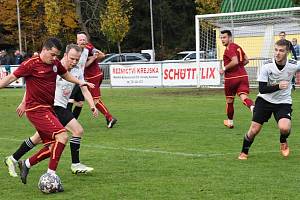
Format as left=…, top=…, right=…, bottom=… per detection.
left=1, top=87, right=300, bottom=199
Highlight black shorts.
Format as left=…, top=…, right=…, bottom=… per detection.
left=54, top=106, right=75, bottom=126
left=69, top=84, right=84, bottom=102
left=252, top=97, right=292, bottom=125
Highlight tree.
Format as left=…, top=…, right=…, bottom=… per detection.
left=44, top=0, right=61, bottom=36
left=195, top=0, right=222, bottom=14
left=100, top=0, right=133, bottom=54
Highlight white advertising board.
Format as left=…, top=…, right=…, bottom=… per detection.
left=110, top=64, right=162, bottom=87
left=0, top=66, right=24, bottom=87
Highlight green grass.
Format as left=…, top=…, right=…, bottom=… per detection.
left=1, top=87, right=300, bottom=199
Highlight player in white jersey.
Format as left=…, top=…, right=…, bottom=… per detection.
left=4, top=44, right=98, bottom=178
left=238, top=39, right=299, bottom=160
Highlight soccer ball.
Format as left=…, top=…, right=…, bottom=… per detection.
left=38, top=173, right=63, bottom=194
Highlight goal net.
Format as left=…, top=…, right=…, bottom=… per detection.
left=195, top=7, right=300, bottom=86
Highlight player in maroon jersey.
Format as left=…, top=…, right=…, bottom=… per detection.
left=0, top=38, right=93, bottom=190
left=219, top=30, right=254, bottom=129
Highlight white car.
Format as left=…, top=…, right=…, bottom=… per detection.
left=101, top=53, right=148, bottom=63
left=164, top=51, right=207, bottom=62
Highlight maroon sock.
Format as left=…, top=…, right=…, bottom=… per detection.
left=29, top=146, right=51, bottom=166
left=226, top=102, right=234, bottom=120
left=243, top=98, right=254, bottom=109
left=95, top=99, right=112, bottom=120
left=48, top=141, right=65, bottom=171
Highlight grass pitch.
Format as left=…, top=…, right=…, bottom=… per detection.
left=1, top=87, right=300, bottom=200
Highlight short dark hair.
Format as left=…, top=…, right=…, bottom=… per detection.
left=279, top=31, right=286, bottom=35
left=221, top=30, right=232, bottom=37
left=65, top=44, right=82, bottom=53
left=43, top=37, right=63, bottom=51
left=275, top=39, right=290, bottom=51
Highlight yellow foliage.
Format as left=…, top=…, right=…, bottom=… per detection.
left=44, top=0, right=61, bottom=36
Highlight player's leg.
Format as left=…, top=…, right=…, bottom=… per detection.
left=73, top=100, right=84, bottom=119
left=65, top=119, right=94, bottom=174
left=238, top=97, right=272, bottom=160
left=67, top=85, right=84, bottom=119
left=237, top=76, right=254, bottom=111
left=224, top=79, right=236, bottom=128
left=19, top=108, right=67, bottom=184
left=5, top=132, right=41, bottom=177
left=88, top=75, right=117, bottom=128
left=274, top=104, right=292, bottom=157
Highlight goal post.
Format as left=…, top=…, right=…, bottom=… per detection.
left=195, top=7, right=300, bottom=87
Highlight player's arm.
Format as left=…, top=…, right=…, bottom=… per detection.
left=224, top=56, right=239, bottom=71
left=259, top=81, right=289, bottom=94
left=80, top=86, right=98, bottom=117
left=0, top=73, right=18, bottom=89
left=61, top=71, right=94, bottom=88
left=16, top=91, right=26, bottom=117
left=85, top=49, right=105, bottom=68
left=243, top=54, right=249, bottom=66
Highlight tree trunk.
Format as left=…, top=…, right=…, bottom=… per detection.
left=74, top=0, right=90, bottom=39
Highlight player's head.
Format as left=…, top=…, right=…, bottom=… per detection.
left=292, top=38, right=297, bottom=46
left=76, top=31, right=88, bottom=49
left=40, top=37, right=63, bottom=64
left=275, top=39, right=290, bottom=63
left=279, top=31, right=286, bottom=40
left=64, top=44, right=82, bottom=70
left=220, top=30, right=232, bottom=46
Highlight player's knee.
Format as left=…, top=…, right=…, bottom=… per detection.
left=279, top=126, right=290, bottom=134
left=74, top=101, right=83, bottom=107
left=249, top=123, right=261, bottom=136
left=55, top=132, right=68, bottom=144
left=73, top=127, right=84, bottom=137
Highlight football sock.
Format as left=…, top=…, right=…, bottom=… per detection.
left=280, top=131, right=290, bottom=143
left=49, top=141, right=65, bottom=171
left=67, top=102, right=73, bottom=111
left=70, top=136, right=81, bottom=164
left=95, top=99, right=112, bottom=120
left=47, top=169, right=56, bottom=174
left=28, top=146, right=51, bottom=166
left=226, top=102, right=234, bottom=120
left=13, top=138, right=36, bottom=161
left=72, top=106, right=82, bottom=119
left=243, top=98, right=254, bottom=109
left=241, top=134, right=254, bottom=154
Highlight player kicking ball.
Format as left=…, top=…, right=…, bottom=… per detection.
left=4, top=44, right=98, bottom=180
left=238, top=39, right=299, bottom=160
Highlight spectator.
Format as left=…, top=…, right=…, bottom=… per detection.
left=292, top=38, right=300, bottom=59
left=13, top=50, right=23, bottom=65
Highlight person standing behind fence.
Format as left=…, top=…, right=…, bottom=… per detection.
left=219, top=30, right=254, bottom=129
left=279, top=32, right=297, bottom=90
left=13, top=50, right=23, bottom=65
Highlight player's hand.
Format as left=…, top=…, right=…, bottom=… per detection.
left=94, top=51, right=105, bottom=60
left=279, top=81, right=289, bottom=89
left=80, top=81, right=95, bottom=88
left=219, top=69, right=224, bottom=75
left=16, top=102, right=26, bottom=117
left=91, top=107, right=98, bottom=118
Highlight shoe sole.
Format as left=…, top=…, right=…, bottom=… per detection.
left=71, top=169, right=94, bottom=174
left=18, top=160, right=28, bottom=184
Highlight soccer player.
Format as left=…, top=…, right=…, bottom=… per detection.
left=0, top=38, right=93, bottom=190
left=238, top=39, right=298, bottom=160
left=67, top=31, right=117, bottom=128
left=4, top=44, right=98, bottom=178
left=219, top=30, right=254, bottom=129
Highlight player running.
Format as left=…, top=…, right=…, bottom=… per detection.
left=0, top=38, right=93, bottom=191
left=67, top=31, right=117, bottom=128
left=219, top=30, right=254, bottom=129
left=238, top=39, right=298, bottom=160
left=4, top=44, right=98, bottom=179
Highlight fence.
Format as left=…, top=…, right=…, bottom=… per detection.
left=2, top=58, right=299, bottom=88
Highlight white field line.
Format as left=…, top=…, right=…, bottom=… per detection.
left=0, top=137, right=295, bottom=158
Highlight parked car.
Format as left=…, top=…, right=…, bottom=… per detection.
left=101, top=53, right=148, bottom=63
left=164, top=51, right=207, bottom=62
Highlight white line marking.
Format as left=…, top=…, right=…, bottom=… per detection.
left=0, top=137, right=295, bottom=158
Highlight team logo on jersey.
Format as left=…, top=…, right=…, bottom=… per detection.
left=53, top=65, right=58, bottom=72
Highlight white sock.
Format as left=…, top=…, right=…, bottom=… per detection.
left=9, top=155, right=17, bottom=163
left=47, top=169, right=56, bottom=174
left=228, top=119, right=233, bottom=125
left=25, top=159, right=31, bottom=168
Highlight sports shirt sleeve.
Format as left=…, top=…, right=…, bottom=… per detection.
left=13, top=61, right=33, bottom=78
left=257, top=64, right=269, bottom=82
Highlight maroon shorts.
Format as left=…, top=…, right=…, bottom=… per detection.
left=224, top=76, right=250, bottom=98
left=85, top=73, right=103, bottom=99
left=26, top=107, right=66, bottom=144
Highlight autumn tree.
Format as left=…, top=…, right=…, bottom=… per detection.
left=195, top=0, right=222, bottom=14
left=44, top=0, right=61, bottom=36
left=100, top=0, right=132, bottom=54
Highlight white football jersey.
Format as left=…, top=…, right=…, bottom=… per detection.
left=257, top=59, right=298, bottom=104
left=54, top=66, right=84, bottom=108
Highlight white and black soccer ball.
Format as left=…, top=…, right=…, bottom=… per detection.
left=38, top=173, right=63, bottom=194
